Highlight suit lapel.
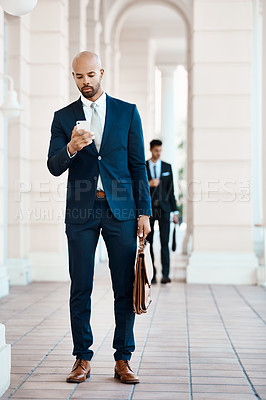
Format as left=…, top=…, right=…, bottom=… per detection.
left=160, top=161, right=165, bottom=178
left=146, top=160, right=151, bottom=180
left=72, top=97, right=86, bottom=122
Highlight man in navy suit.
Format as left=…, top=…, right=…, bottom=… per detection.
left=47, top=51, right=152, bottom=384
left=146, top=140, right=179, bottom=284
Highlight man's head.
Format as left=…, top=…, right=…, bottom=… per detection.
left=72, top=51, right=104, bottom=100
left=150, top=139, right=162, bottom=161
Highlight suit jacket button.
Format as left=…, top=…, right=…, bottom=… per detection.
left=94, top=176, right=97, bottom=180
left=98, top=155, right=102, bottom=160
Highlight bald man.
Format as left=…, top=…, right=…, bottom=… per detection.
left=47, top=52, right=152, bottom=384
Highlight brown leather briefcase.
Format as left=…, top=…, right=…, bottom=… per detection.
left=133, top=236, right=153, bottom=315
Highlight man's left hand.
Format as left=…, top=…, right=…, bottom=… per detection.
left=137, top=215, right=151, bottom=239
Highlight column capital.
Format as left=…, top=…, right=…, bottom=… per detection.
left=157, top=63, right=177, bottom=75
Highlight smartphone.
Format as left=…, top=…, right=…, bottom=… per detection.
left=76, top=120, right=90, bottom=132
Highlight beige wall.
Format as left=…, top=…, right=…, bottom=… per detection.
left=187, top=0, right=258, bottom=284
left=28, top=0, right=70, bottom=281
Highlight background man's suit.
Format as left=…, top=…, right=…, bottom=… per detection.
left=47, top=93, right=152, bottom=362
left=146, top=160, right=178, bottom=279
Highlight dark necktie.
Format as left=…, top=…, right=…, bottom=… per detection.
left=152, top=164, right=159, bottom=206
left=153, top=165, right=157, bottom=179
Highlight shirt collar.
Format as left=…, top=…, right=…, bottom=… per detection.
left=81, top=91, right=106, bottom=108
left=149, top=158, right=161, bottom=166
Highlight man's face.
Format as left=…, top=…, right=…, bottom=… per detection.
left=151, top=145, right=162, bottom=160
left=72, top=56, right=104, bottom=99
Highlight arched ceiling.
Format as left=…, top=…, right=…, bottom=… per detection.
left=120, top=3, right=187, bottom=65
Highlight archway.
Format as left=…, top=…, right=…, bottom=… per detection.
left=105, top=0, right=192, bottom=256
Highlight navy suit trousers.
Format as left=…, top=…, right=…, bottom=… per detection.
left=65, top=195, right=138, bottom=361
left=146, top=206, right=170, bottom=278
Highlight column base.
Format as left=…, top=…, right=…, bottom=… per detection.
left=29, top=252, right=69, bottom=281
left=0, top=324, right=11, bottom=397
left=0, top=266, right=9, bottom=298
left=7, top=258, right=32, bottom=285
left=187, top=252, right=259, bottom=284
left=257, top=266, right=266, bottom=286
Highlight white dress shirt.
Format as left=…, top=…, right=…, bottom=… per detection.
left=67, top=91, right=106, bottom=191
left=148, top=158, right=162, bottom=179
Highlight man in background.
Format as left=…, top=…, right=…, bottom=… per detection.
left=146, top=139, right=179, bottom=284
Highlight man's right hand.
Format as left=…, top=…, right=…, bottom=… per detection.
left=149, top=178, right=160, bottom=188
left=67, top=126, right=95, bottom=156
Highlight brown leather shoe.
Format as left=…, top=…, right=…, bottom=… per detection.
left=114, top=360, right=139, bottom=384
left=66, top=359, right=91, bottom=383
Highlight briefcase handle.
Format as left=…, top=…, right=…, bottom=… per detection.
left=138, top=235, right=145, bottom=253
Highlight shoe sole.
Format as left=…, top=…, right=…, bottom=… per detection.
left=114, top=372, right=139, bottom=384
left=66, top=372, right=90, bottom=383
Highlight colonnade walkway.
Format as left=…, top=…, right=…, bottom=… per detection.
left=0, top=250, right=266, bottom=400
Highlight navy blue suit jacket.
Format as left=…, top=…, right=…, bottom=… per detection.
left=146, top=160, right=178, bottom=213
left=47, top=93, right=152, bottom=223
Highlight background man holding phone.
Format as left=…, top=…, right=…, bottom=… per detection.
left=47, top=51, right=152, bottom=385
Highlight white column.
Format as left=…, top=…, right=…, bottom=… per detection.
left=100, top=5, right=113, bottom=94
left=0, top=4, right=11, bottom=397
left=5, top=14, right=32, bottom=285
left=252, top=0, right=263, bottom=260
left=187, top=0, right=258, bottom=284
left=69, top=0, right=89, bottom=101
left=27, top=0, right=70, bottom=281
left=0, top=7, right=10, bottom=296
left=87, top=0, right=102, bottom=55
left=118, top=28, right=151, bottom=142
left=261, top=0, right=266, bottom=285
left=103, top=42, right=114, bottom=93
left=147, top=42, right=156, bottom=151
left=159, top=64, right=178, bottom=182
left=86, top=0, right=107, bottom=263
left=0, top=324, right=11, bottom=397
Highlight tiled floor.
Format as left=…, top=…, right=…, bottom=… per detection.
left=0, top=250, right=266, bottom=400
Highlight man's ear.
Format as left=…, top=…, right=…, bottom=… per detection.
left=72, top=72, right=75, bottom=79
